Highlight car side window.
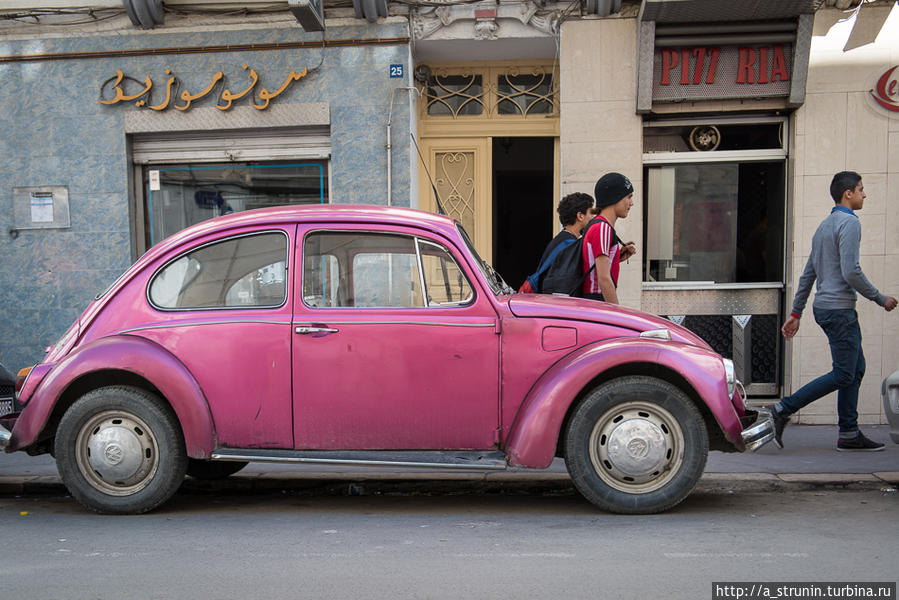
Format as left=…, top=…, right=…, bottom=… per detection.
left=419, top=240, right=474, bottom=306
left=302, top=231, right=473, bottom=309
left=149, top=232, right=288, bottom=309
left=304, top=232, right=423, bottom=308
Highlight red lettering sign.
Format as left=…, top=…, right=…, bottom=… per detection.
left=737, top=47, right=756, bottom=84
left=661, top=49, right=679, bottom=85
left=771, top=45, right=789, bottom=81
left=758, top=47, right=769, bottom=84
left=870, top=65, right=899, bottom=112
left=659, top=45, right=788, bottom=87
left=653, top=44, right=791, bottom=102
left=705, top=47, right=719, bottom=84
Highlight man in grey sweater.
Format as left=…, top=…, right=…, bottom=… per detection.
left=769, top=171, right=897, bottom=451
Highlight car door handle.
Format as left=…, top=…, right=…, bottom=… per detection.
left=295, top=326, right=339, bottom=335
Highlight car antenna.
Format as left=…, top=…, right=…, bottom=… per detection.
left=410, top=132, right=447, bottom=216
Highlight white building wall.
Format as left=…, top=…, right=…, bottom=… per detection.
left=559, top=17, right=644, bottom=308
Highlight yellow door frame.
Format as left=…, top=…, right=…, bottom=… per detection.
left=416, top=61, right=561, bottom=262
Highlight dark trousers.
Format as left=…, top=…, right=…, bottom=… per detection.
left=780, top=307, right=865, bottom=433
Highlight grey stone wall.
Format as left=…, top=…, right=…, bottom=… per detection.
left=0, top=22, right=412, bottom=370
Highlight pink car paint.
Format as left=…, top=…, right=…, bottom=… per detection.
left=6, top=204, right=762, bottom=473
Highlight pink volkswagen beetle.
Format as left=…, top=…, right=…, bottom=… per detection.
left=1, top=205, right=773, bottom=514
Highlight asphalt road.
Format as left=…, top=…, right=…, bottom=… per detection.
left=2, top=487, right=896, bottom=599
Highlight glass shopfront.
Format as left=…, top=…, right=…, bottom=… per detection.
left=144, top=161, right=327, bottom=246
left=642, top=117, right=788, bottom=397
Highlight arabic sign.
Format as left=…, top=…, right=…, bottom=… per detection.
left=652, top=44, right=792, bottom=102
left=870, top=65, right=899, bottom=112
left=98, top=64, right=308, bottom=111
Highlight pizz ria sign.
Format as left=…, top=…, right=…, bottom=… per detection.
left=652, top=44, right=793, bottom=102
left=870, top=65, right=899, bottom=112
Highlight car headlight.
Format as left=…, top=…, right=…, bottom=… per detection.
left=723, top=358, right=736, bottom=398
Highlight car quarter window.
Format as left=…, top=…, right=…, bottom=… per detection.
left=149, top=231, right=288, bottom=309
left=302, top=231, right=473, bottom=309
left=418, top=240, right=474, bottom=306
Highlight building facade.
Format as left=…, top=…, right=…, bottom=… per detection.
left=1, top=0, right=896, bottom=424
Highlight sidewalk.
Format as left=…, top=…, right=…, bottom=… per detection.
left=1, top=425, right=896, bottom=497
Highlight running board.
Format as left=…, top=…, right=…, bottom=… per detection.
left=209, top=449, right=509, bottom=470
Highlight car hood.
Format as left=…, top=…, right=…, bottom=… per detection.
left=507, top=295, right=713, bottom=350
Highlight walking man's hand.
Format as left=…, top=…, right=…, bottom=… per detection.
left=782, top=315, right=800, bottom=340
left=885, top=296, right=898, bottom=312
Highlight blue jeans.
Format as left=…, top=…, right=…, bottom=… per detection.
left=780, top=307, right=865, bottom=433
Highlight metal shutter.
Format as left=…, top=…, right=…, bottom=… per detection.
left=131, top=126, right=331, bottom=164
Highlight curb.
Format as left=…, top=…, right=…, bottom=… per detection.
left=2, top=472, right=897, bottom=498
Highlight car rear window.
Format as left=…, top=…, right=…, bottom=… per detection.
left=149, top=231, right=288, bottom=309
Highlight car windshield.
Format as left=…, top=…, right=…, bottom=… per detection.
left=456, top=223, right=513, bottom=295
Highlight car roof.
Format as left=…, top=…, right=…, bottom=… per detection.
left=149, top=204, right=460, bottom=258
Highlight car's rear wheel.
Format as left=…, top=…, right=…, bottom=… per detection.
left=186, top=459, right=248, bottom=480
left=55, top=386, right=187, bottom=514
left=564, top=376, right=708, bottom=514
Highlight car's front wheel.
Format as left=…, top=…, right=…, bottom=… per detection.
left=55, top=386, right=187, bottom=514
left=564, top=376, right=709, bottom=514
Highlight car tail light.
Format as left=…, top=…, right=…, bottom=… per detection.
left=15, top=366, right=33, bottom=398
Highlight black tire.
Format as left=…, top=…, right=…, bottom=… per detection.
left=54, top=386, right=188, bottom=515
left=186, top=459, right=248, bottom=480
left=563, top=376, right=709, bottom=514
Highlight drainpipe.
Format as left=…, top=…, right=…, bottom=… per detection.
left=386, top=86, right=420, bottom=207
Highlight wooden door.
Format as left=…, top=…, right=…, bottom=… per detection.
left=418, top=137, right=492, bottom=262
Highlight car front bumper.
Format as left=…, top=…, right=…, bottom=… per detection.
left=739, top=408, right=775, bottom=451
left=882, top=370, right=899, bottom=444
left=0, top=420, right=11, bottom=450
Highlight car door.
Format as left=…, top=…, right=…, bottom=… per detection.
left=292, top=225, right=500, bottom=450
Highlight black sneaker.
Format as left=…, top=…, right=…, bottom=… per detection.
left=836, top=432, right=885, bottom=452
left=765, top=404, right=789, bottom=449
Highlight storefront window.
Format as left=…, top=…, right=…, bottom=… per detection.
left=644, top=161, right=784, bottom=284
left=145, top=161, right=327, bottom=246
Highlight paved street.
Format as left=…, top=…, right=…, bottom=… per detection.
left=2, top=487, right=896, bottom=599
left=1, top=425, right=897, bottom=599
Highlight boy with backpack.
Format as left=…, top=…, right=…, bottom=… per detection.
left=581, top=172, right=637, bottom=304
left=518, top=192, right=595, bottom=294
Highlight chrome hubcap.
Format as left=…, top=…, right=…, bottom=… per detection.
left=588, top=401, right=685, bottom=494
left=75, top=411, right=159, bottom=496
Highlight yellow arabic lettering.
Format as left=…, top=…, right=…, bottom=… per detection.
left=217, top=65, right=259, bottom=111
left=98, top=70, right=153, bottom=105
left=253, top=68, right=308, bottom=110
left=174, top=71, right=224, bottom=112
left=98, top=70, right=125, bottom=105
left=149, top=69, right=177, bottom=111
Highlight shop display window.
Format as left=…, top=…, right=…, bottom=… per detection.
left=644, top=161, right=785, bottom=284
left=144, top=161, right=327, bottom=246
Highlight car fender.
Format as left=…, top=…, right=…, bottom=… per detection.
left=504, top=337, right=741, bottom=468
left=9, top=335, right=216, bottom=457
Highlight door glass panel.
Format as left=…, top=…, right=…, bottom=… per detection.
left=426, top=74, right=484, bottom=116
left=644, top=161, right=784, bottom=283
left=418, top=239, right=474, bottom=306
left=496, top=72, right=555, bottom=115
left=303, top=232, right=424, bottom=308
